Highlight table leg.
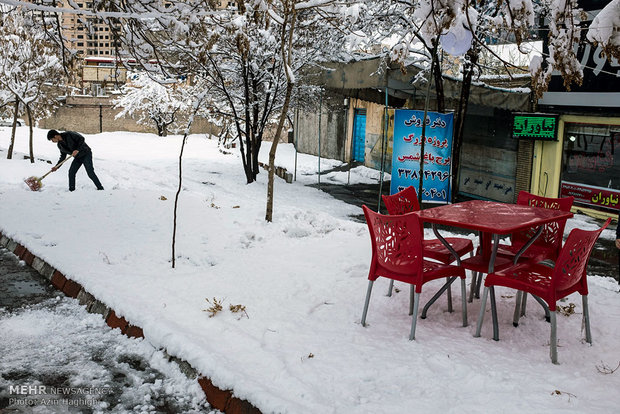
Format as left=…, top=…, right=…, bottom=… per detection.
left=446, top=278, right=453, bottom=313
left=474, top=233, right=499, bottom=299
left=430, top=223, right=458, bottom=311
left=431, top=224, right=461, bottom=265
left=512, top=225, right=544, bottom=264
left=489, top=285, right=499, bottom=341
left=488, top=233, right=500, bottom=274
left=468, top=272, right=477, bottom=303
left=421, top=276, right=457, bottom=319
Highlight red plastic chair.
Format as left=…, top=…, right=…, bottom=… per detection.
left=493, top=191, right=574, bottom=320
left=474, top=218, right=610, bottom=364
left=361, top=205, right=467, bottom=340
left=382, top=186, right=474, bottom=303
left=382, top=186, right=474, bottom=265
left=497, top=191, right=574, bottom=264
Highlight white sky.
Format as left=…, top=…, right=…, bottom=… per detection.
left=1, top=127, right=619, bottom=413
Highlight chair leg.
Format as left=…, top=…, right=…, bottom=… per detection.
left=460, top=277, right=468, bottom=327
left=513, top=291, right=523, bottom=327
left=409, top=292, right=420, bottom=340
left=474, top=286, right=489, bottom=337
left=475, top=272, right=483, bottom=299
left=489, top=286, right=499, bottom=341
left=468, top=272, right=477, bottom=303
left=387, top=279, right=394, bottom=297
left=409, top=284, right=414, bottom=316
left=447, top=277, right=453, bottom=313
left=583, top=295, right=592, bottom=344
left=550, top=310, right=558, bottom=364
left=531, top=294, right=551, bottom=322
left=361, top=280, right=374, bottom=327
left=520, top=292, right=528, bottom=317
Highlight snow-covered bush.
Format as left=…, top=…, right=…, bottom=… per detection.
left=114, top=72, right=190, bottom=137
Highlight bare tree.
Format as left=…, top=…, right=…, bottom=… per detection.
left=0, top=6, right=66, bottom=161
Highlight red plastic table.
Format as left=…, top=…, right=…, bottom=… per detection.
left=416, top=200, right=573, bottom=317
left=417, top=199, right=574, bottom=272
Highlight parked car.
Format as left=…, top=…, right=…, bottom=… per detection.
left=0, top=118, right=26, bottom=127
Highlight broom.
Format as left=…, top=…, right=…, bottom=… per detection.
left=24, top=155, right=73, bottom=191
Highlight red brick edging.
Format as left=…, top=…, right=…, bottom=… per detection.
left=0, top=231, right=261, bottom=414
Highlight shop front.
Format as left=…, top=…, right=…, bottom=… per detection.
left=559, top=117, right=620, bottom=214
left=533, top=3, right=619, bottom=220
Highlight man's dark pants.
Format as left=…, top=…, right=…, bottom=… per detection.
left=68, top=153, right=103, bottom=191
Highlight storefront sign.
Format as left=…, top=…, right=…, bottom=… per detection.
left=512, top=113, right=558, bottom=141
left=560, top=181, right=620, bottom=212
left=390, top=110, right=453, bottom=203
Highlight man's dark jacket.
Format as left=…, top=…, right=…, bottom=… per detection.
left=56, top=131, right=92, bottom=165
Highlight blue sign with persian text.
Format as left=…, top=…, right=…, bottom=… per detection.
left=390, top=110, right=454, bottom=203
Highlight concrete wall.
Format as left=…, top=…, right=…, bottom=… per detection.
left=83, top=66, right=127, bottom=83
left=296, top=94, right=348, bottom=161
left=38, top=95, right=218, bottom=136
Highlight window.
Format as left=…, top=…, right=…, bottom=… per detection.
left=560, top=121, right=620, bottom=212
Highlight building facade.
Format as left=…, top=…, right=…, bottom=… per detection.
left=534, top=2, right=619, bottom=219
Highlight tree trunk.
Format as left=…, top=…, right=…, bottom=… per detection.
left=451, top=48, right=479, bottom=203
left=171, top=107, right=201, bottom=268
left=252, top=139, right=261, bottom=177
left=265, top=82, right=293, bottom=222
left=155, top=120, right=164, bottom=137
left=244, top=132, right=255, bottom=184
left=265, top=4, right=296, bottom=222
left=171, top=128, right=189, bottom=269
left=433, top=53, right=445, bottom=113
left=26, top=104, right=34, bottom=163
left=6, top=96, right=19, bottom=160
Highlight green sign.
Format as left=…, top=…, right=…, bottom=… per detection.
left=512, top=113, right=558, bottom=141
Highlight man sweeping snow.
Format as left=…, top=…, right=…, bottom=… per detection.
left=47, top=129, right=104, bottom=191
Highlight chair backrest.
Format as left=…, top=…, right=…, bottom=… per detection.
left=362, top=205, right=423, bottom=277
left=513, top=191, right=575, bottom=257
left=382, top=186, right=420, bottom=215
left=552, top=218, right=610, bottom=296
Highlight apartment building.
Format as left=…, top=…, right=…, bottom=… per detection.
left=59, top=1, right=121, bottom=57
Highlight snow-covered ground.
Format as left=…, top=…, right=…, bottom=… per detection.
left=0, top=247, right=213, bottom=413
left=1, top=127, right=619, bottom=413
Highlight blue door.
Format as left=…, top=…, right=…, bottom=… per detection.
left=352, top=109, right=367, bottom=162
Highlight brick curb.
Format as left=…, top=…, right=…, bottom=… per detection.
left=0, top=232, right=262, bottom=414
